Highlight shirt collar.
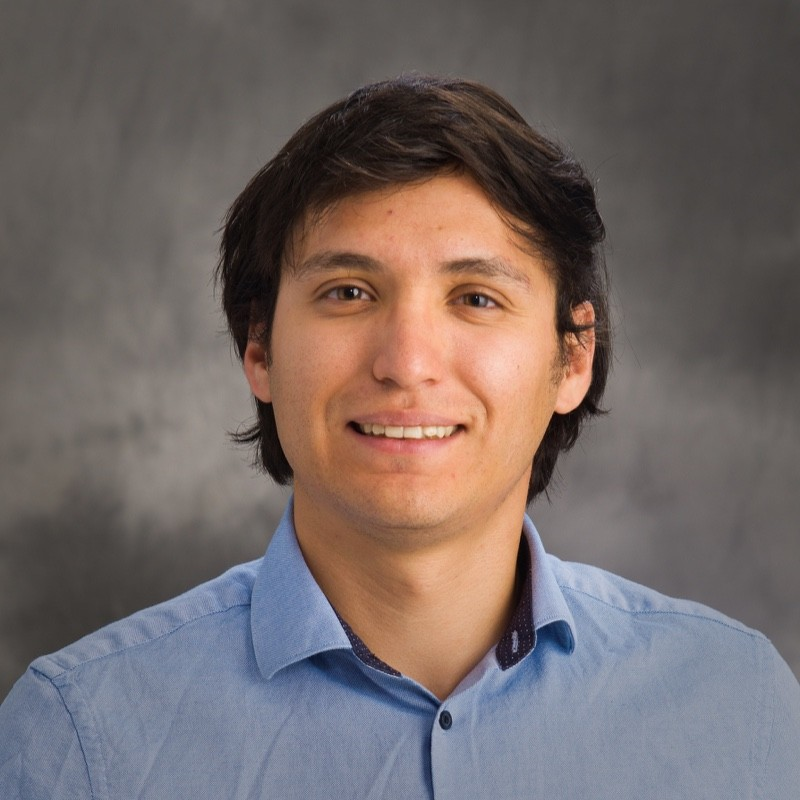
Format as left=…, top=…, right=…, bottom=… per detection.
left=251, top=499, right=352, bottom=680
left=251, top=501, right=576, bottom=681
left=522, top=513, right=576, bottom=654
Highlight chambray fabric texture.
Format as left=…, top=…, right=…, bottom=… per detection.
left=1, top=500, right=798, bottom=799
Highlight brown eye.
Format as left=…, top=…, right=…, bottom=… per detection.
left=332, top=286, right=367, bottom=301
left=461, top=293, right=496, bottom=308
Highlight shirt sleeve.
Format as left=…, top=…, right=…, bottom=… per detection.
left=759, top=644, right=800, bottom=798
left=0, top=667, right=93, bottom=800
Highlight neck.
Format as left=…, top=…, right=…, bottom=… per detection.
left=292, top=491, right=527, bottom=700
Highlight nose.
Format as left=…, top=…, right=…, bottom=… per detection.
left=371, top=303, right=444, bottom=389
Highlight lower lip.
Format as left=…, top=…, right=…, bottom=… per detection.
left=347, top=425, right=462, bottom=454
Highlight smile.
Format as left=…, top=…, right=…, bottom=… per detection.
left=355, top=423, right=459, bottom=439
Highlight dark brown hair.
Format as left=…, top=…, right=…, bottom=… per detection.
left=217, top=74, right=610, bottom=503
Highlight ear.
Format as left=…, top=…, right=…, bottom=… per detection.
left=554, top=302, right=596, bottom=415
left=243, top=329, right=273, bottom=404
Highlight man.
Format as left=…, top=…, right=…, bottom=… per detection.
left=1, top=75, right=797, bottom=797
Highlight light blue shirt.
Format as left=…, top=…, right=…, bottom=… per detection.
left=1, top=500, right=798, bottom=798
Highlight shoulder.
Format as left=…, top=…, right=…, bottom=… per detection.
left=549, top=553, right=766, bottom=640
left=32, top=558, right=260, bottom=683
left=546, top=555, right=800, bottom=791
left=547, top=553, right=781, bottom=679
left=547, top=555, right=800, bottom=792
left=545, top=552, right=800, bottom=703
left=0, top=559, right=262, bottom=799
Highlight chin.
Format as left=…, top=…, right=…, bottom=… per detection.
left=334, top=487, right=464, bottom=537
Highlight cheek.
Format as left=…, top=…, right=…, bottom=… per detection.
left=270, top=324, right=361, bottom=429
left=459, top=333, right=544, bottom=396
left=268, top=333, right=318, bottom=435
left=470, top=340, right=560, bottom=432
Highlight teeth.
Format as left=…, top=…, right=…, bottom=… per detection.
left=358, top=423, right=457, bottom=439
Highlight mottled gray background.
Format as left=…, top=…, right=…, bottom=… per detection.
left=1, top=0, right=798, bottom=700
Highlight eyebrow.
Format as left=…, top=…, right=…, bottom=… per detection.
left=292, top=251, right=531, bottom=289
left=441, top=257, right=531, bottom=289
left=291, top=251, right=383, bottom=279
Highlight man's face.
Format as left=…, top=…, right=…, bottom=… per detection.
left=245, top=174, right=592, bottom=543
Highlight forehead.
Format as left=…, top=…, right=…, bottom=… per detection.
left=286, top=174, right=548, bottom=279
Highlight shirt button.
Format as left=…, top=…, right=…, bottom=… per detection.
left=439, top=710, right=453, bottom=730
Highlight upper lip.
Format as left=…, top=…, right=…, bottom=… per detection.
left=351, top=412, right=463, bottom=428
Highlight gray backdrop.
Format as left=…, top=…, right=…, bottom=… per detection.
left=1, top=0, right=798, bottom=700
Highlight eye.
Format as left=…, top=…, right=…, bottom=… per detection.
left=458, top=292, right=498, bottom=309
left=326, top=285, right=372, bottom=302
